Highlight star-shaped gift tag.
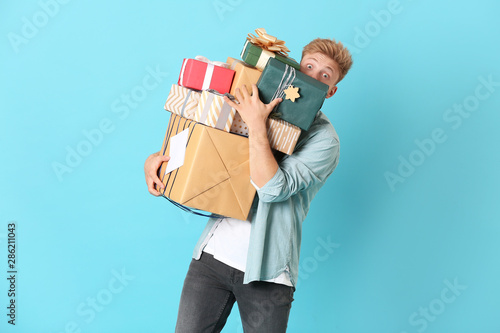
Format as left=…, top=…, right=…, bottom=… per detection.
left=283, top=85, right=300, bottom=102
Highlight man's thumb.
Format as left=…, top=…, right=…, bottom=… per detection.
left=268, top=97, right=282, bottom=110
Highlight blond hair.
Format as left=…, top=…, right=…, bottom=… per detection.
left=302, top=38, right=353, bottom=84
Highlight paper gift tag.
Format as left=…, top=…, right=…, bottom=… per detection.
left=163, top=129, right=189, bottom=174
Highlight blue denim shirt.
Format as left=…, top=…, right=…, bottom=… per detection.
left=192, top=111, right=340, bottom=287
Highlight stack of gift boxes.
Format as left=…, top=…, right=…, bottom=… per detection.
left=157, top=29, right=329, bottom=220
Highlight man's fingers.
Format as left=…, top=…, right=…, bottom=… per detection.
left=251, top=84, right=259, bottom=98
left=234, top=88, right=244, bottom=104
left=145, top=154, right=169, bottom=196
left=152, top=173, right=164, bottom=191
left=147, top=179, right=161, bottom=196
left=267, top=97, right=282, bottom=111
left=241, top=85, right=252, bottom=100
left=157, top=154, right=170, bottom=163
left=147, top=170, right=164, bottom=196
left=224, top=95, right=239, bottom=110
left=153, top=154, right=170, bottom=169
left=151, top=155, right=167, bottom=190
left=148, top=188, right=161, bottom=196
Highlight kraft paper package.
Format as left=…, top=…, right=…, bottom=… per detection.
left=226, top=57, right=262, bottom=96
left=157, top=114, right=256, bottom=220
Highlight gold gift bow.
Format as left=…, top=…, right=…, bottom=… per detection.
left=247, top=28, right=290, bottom=57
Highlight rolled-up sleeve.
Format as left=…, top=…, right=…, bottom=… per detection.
left=256, top=127, right=340, bottom=203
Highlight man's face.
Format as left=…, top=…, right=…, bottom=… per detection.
left=300, top=52, right=340, bottom=99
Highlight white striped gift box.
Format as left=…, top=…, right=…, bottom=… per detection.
left=195, top=90, right=236, bottom=132
left=267, top=118, right=301, bottom=155
left=230, top=113, right=301, bottom=155
left=164, top=84, right=201, bottom=119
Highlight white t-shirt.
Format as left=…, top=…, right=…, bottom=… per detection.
left=203, top=217, right=293, bottom=287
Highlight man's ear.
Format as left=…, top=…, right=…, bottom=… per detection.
left=326, top=86, right=338, bottom=99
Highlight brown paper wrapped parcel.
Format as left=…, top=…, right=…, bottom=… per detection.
left=157, top=114, right=256, bottom=220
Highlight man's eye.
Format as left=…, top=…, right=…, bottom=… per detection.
left=322, top=73, right=329, bottom=78
left=307, top=64, right=313, bottom=69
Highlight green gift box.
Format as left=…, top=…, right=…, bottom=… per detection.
left=240, top=40, right=301, bottom=71
left=257, top=58, right=329, bottom=131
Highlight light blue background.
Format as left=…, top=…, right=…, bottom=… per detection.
left=1, top=0, right=499, bottom=332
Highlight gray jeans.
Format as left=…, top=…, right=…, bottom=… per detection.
left=175, top=253, right=295, bottom=333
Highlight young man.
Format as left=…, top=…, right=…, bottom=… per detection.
left=144, top=38, right=352, bottom=332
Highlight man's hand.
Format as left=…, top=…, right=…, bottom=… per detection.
left=224, top=84, right=282, bottom=133
left=144, top=151, right=170, bottom=196
left=224, top=84, right=282, bottom=188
